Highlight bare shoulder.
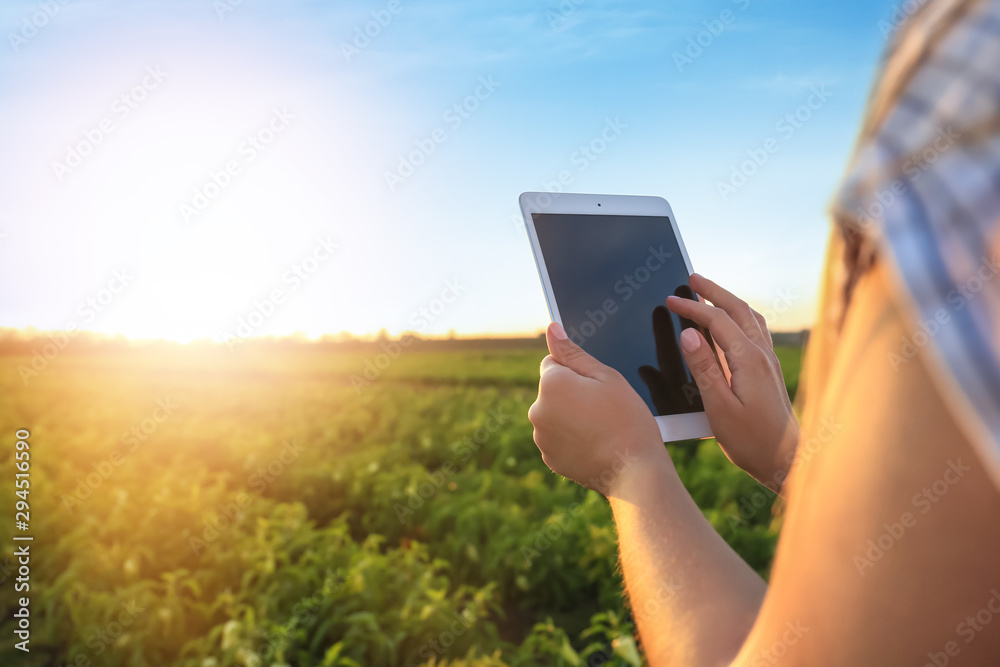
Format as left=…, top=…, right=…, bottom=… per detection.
left=733, top=260, right=1000, bottom=666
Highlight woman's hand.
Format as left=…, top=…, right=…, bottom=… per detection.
left=665, top=273, right=799, bottom=492
left=528, top=322, right=672, bottom=497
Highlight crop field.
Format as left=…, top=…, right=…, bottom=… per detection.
left=0, top=336, right=801, bottom=666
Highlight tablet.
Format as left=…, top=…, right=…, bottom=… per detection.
left=520, top=192, right=720, bottom=442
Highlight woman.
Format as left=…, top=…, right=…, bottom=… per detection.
left=528, top=1, right=1000, bottom=664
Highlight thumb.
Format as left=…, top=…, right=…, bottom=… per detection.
left=679, top=328, right=736, bottom=407
left=546, top=322, right=608, bottom=380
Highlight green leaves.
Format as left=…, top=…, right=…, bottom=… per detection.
left=0, top=341, right=794, bottom=666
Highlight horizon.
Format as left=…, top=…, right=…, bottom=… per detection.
left=0, top=323, right=812, bottom=345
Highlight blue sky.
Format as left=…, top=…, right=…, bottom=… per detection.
left=0, top=0, right=901, bottom=340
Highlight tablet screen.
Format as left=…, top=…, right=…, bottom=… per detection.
left=532, top=213, right=708, bottom=417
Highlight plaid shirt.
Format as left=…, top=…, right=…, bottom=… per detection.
left=832, top=0, right=1000, bottom=488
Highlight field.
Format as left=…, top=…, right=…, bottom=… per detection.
left=0, top=335, right=801, bottom=666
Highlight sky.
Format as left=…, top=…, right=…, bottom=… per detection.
left=0, top=0, right=904, bottom=341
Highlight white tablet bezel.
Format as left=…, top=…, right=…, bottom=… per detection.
left=519, top=191, right=715, bottom=443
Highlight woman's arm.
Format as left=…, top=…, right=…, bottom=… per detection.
left=606, top=451, right=766, bottom=666
left=529, top=315, right=782, bottom=665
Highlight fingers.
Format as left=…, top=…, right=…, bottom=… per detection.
left=750, top=308, right=774, bottom=350
left=544, top=322, right=607, bottom=380
left=678, top=328, right=740, bottom=409
left=688, top=273, right=769, bottom=346
left=664, top=295, right=752, bottom=358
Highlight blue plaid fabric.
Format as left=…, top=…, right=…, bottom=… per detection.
left=833, top=0, right=1000, bottom=487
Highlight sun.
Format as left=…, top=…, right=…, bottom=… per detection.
left=14, top=44, right=389, bottom=343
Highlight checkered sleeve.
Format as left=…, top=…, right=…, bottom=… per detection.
left=832, top=0, right=1000, bottom=488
